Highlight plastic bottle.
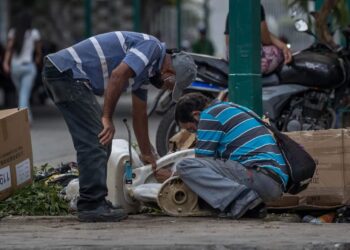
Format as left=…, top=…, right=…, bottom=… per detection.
left=302, top=215, right=322, bottom=224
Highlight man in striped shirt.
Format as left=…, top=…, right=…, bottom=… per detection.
left=174, top=93, right=288, bottom=219
left=42, top=31, right=196, bottom=222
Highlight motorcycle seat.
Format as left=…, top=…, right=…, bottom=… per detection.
left=262, top=74, right=280, bottom=87
left=189, top=53, right=228, bottom=75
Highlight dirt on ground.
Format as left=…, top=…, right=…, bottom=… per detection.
left=0, top=214, right=350, bottom=250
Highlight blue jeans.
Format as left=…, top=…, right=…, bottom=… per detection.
left=42, top=59, right=111, bottom=211
left=11, top=61, right=37, bottom=121
left=177, top=158, right=284, bottom=212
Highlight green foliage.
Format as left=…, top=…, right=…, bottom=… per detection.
left=333, top=0, right=350, bottom=28
left=0, top=163, right=69, bottom=218
left=0, top=181, right=69, bottom=218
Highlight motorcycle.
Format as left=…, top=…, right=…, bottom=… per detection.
left=154, top=19, right=350, bottom=157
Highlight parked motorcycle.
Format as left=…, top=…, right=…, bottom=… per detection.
left=154, top=19, right=350, bottom=156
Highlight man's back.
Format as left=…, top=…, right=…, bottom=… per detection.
left=47, top=31, right=165, bottom=97
left=196, top=102, right=288, bottom=184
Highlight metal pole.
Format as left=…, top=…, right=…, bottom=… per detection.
left=133, top=0, right=141, bottom=32
left=315, top=0, right=324, bottom=10
left=84, top=0, right=92, bottom=38
left=204, top=0, right=209, bottom=32
left=228, top=0, right=261, bottom=115
left=176, top=0, right=182, bottom=48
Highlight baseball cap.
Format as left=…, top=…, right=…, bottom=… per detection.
left=171, top=51, right=197, bottom=102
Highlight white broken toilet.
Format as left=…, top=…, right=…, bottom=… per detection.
left=106, top=139, right=211, bottom=216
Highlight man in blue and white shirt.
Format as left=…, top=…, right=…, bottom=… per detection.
left=42, top=31, right=196, bottom=222
left=174, top=93, right=288, bottom=219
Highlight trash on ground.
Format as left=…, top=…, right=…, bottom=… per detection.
left=0, top=162, right=78, bottom=217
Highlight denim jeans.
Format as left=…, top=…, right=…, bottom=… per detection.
left=42, top=59, right=111, bottom=211
left=11, top=61, right=37, bottom=121
left=176, top=158, right=284, bottom=212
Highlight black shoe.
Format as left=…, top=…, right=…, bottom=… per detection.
left=218, top=197, right=263, bottom=219
left=229, top=190, right=263, bottom=219
left=243, top=203, right=267, bottom=219
left=78, top=203, right=128, bottom=222
left=231, top=197, right=263, bottom=219
left=104, top=199, right=123, bottom=210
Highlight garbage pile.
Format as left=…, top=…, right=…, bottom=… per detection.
left=300, top=207, right=350, bottom=224
left=35, top=162, right=80, bottom=211
left=35, top=161, right=79, bottom=186
left=0, top=162, right=79, bottom=218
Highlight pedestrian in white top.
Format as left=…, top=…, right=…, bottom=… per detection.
left=3, top=11, right=42, bottom=122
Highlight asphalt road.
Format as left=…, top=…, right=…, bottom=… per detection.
left=30, top=88, right=163, bottom=167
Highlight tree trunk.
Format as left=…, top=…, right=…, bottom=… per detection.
left=315, top=0, right=339, bottom=48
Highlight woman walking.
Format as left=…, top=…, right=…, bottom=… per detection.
left=3, top=11, right=42, bottom=122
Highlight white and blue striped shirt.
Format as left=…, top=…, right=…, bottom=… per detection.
left=47, top=31, right=166, bottom=101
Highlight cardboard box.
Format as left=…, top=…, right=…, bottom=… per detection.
left=268, top=129, right=348, bottom=209
left=342, top=129, right=350, bottom=205
left=0, top=109, right=33, bottom=201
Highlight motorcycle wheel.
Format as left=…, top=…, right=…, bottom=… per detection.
left=156, top=105, right=179, bottom=156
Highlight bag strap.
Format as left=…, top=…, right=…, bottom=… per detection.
left=228, top=103, right=278, bottom=133
left=229, top=103, right=294, bottom=178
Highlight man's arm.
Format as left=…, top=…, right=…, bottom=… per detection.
left=131, top=93, right=157, bottom=167
left=261, top=21, right=272, bottom=45
left=195, top=114, right=222, bottom=158
left=270, top=33, right=292, bottom=64
left=99, top=62, right=134, bottom=145
left=261, top=20, right=292, bottom=65
left=131, top=93, right=152, bottom=156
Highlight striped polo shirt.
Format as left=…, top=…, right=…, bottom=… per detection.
left=47, top=31, right=166, bottom=101
left=196, top=102, right=289, bottom=186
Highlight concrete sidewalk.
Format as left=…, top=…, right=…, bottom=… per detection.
left=0, top=215, right=349, bottom=249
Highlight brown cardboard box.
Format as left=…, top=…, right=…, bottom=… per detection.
left=0, top=109, right=33, bottom=201
left=268, top=129, right=347, bottom=209
left=342, top=129, right=350, bottom=205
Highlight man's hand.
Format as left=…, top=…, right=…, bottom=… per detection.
left=140, top=153, right=170, bottom=183
left=153, top=168, right=173, bottom=183
left=98, top=117, right=115, bottom=145
left=282, top=45, right=292, bottom=64
left=140, top=154, right=157, bottom=170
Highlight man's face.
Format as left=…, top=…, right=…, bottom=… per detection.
left=179, top=121, right=198, bottom=133
left=160, top=72, right=175, bottom=90
left=160, top=54, right=176, bottom=90
left=178, top=112, right=199, bottom=133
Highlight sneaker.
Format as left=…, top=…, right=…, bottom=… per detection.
left=104, top=199, right=123, bottom=210
left=243, top=203, right=267, bottom=219
left=78, top=203, right=128, bottom=222
left=231, top=197, right=263, bottom=219
left=217, top=200, right=265, bottom=219
left=229, top=190, right=263, bottom=219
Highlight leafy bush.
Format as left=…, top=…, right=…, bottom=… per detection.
left=0, top=181, right=69, bottom=217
